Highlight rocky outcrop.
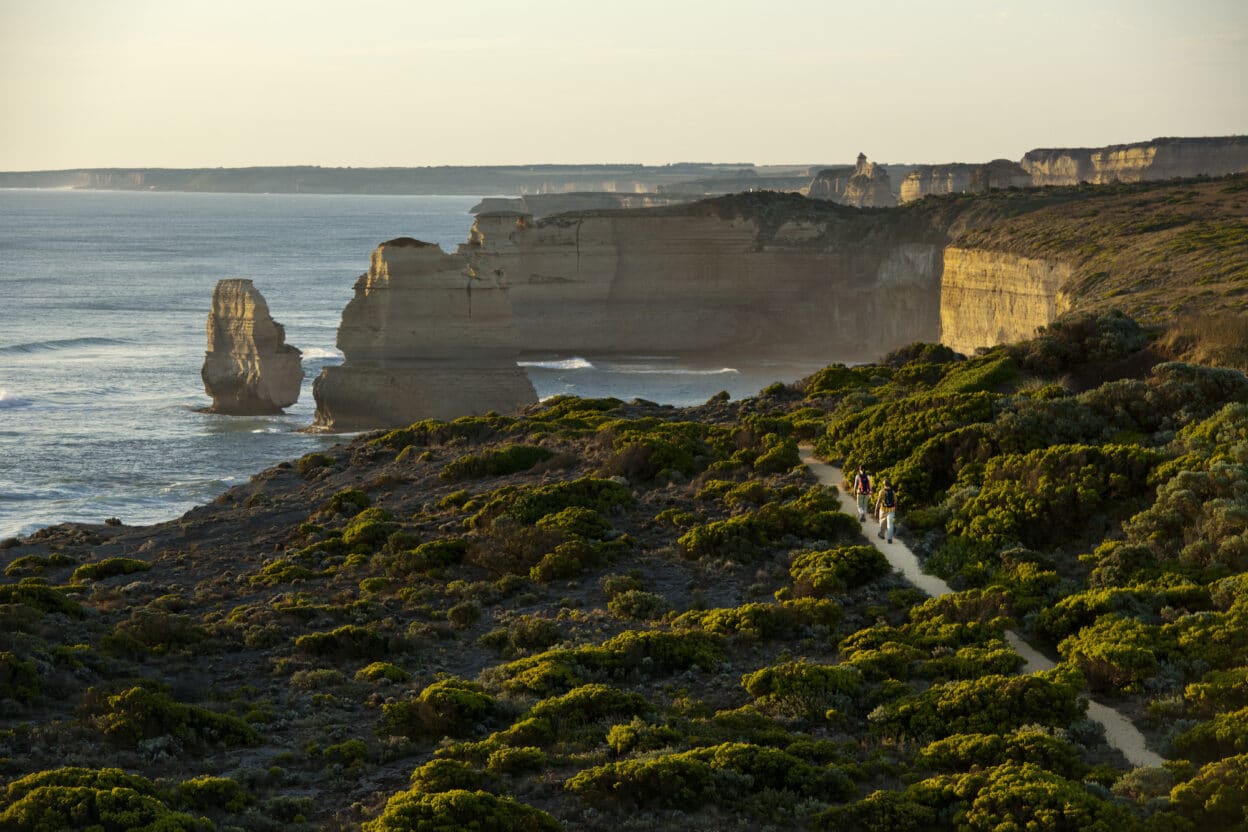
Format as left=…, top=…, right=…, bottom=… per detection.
left=312, top=238, right=536, bottom=431
left=460, top=195, right=944, bottom=362
left=938, top=248, right=1073, bottom=356
left=201, top=280, right=303, bottom=415
left=804, top=165, right=855, bottom=202
left=809, top=156, right=896, bottom=208
left=1021, top=136, right=1248, bottom=186
left=841, top=154, right=897, bottom=208
left=900, top=160, right=1030, bottom=203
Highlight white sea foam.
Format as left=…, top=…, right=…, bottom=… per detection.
left=615, top=366, right=740, bottom=376
left=0, top=389, right=32, bottom=409
left=518, top=357, right=595, bottom=371
left=301, top=347, right=343, bottom=359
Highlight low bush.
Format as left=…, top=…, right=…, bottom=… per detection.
left=440, top=444, right=554, bottom=481
left=364, top=788, right=562, bottom=832
left=294, top=624, right=400, bottom=660
left=674, top=598, right=843, bottom=639
left=355, top=662, right=410, bottom=684
left=607, top=589, right=672, bottom=620
left=741, top=660, right=862, bottom=719
left=88, top=685, right=260, bottom=748
left=378, top=677, right=499, bottom=739
left=790, top=545, right=892, bottom=595
left=175, top=775, right=250, bottom=813
left=70, top=557, right=150, bottom=583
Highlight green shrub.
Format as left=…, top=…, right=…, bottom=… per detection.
left=364, top=789, right=561, bottom=832
left=297, top=451, right=335, bottom=477
left=790, top=545, right=892, bottom=595
left=869, top=673, right=1083, bottom=741
left=0, top=651, right=40, bottom=703
left=176, top=775, right=249, bottom=813
left=105, top=609, right=206, bottom=656
left=606, top=718, right=684, bottom=754
left=753, top=437, right=801, bottom=474
left=1162, top=753, right=1248, bottom=828
left=89, top=686, right=259, bottom=747
left=471, top=477, right=633, bottom=529
left=389, top=538, right=470, bottom=576
left=1056, top=614, right=1165, bottom=692
left=741, top=661, right=862, bottom=718
left=294, top=624, right=399, bottom=660
left=674, top=598, right=843, bottom=639
left=915, top=728, right=1085, bottom=777
left=526, top=684, right=653, bottom=733
left=534, top=506, right=611, bottom=539
left=529, top=540, right=599, bottom=583
left=328, top=487, right=371, bottom=514
left=441, top=444, right=554, bottom=480
left=485, top=745, right=547, bottom=774
left=379, top=677, right=498, bottom=739
left=0, top=583, right=83, bottom=617
left=70, top=557, right=150, bottom=583
left=1171, top=707, right=1248, bottom=763
left=607, top=589, right=672, bottom=620
left=250, top=558, right=317, bottom=587
left=409, top=758, right=487, bottom=793
left=448, top=600, right=483, bottom=629
left=322, top=738, right=370, bottom=767
left=597, top=418, right=731, bottom=482
left=355, top=662, right=410, bottom=684
left=342, top=507, right=398, bottom=548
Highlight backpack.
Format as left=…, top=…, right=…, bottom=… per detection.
left=854, top=472, right=870, bottom=493
left=881, top=486, right=896, bottom=508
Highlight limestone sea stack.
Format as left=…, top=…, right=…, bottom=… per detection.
left=201, top=279, right=303, bottom=414
left=312, top=238, right=537, bottom=432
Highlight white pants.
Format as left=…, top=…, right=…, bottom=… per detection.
left=856, top=493, right=871, bottom=519
left=879, top=508, right=895, bottom=540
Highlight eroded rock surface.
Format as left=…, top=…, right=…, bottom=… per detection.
left=1022, top=135, right=1248, bottom=185
left=201, top=279, right=302, bottom=414
left=312, top=238, right=536, bottom=431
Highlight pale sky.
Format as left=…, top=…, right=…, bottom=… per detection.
left=1, top=0, right=1245, bottom=170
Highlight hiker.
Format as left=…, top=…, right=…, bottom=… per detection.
left=851, top=466, right=872, bottom=522
left=876, top=478, right=897, bottom=543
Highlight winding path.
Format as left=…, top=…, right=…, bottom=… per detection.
left=800, top=448, right=1164, bottom=768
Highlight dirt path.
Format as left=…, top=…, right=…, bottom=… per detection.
left=800, top=449, right=1165, bottom=768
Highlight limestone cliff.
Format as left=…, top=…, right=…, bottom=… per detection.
left=312, top=238, right=536, bottom=431
left=461, top=194, right=944, bottom=362
left=900, top=160, right=1030, bottom=203
left=803, top=165, right=855, bottom=201
left=470, top=192, right=693, bottom=219
left=938, top=248, right=1073, bottom=356
left=1021, top=136, right=1248, bottom=186
left=201, top=280, right=303, bottom=415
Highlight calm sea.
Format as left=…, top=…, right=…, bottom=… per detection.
left=0, top=189, right=814, bottom=539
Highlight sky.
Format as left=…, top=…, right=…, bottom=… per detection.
left=1, top=0, right=1245, bottom=170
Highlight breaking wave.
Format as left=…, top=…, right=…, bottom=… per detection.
left=0, top=336, right=130, bottom=355
left=518, top=357, right=595, bottom=371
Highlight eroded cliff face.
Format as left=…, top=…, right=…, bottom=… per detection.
left=900, top=160, right=1030, bottom=203
left=808, top=156, right=896, bottom=207
left=201, top=279, right=302, bottom=415
left=939, top=248, right=1073, bottom=356
left=1021, top=136, right=1248, bottom=185
left=462, top=200, right=944, bottom=362
left=312, top=239, right=536, bottom=431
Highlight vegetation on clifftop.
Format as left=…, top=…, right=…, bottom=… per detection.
left=3, top=309, right=1248, bottom=829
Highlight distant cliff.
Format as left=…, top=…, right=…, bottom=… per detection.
left=1021, top=136, right=1248, bottom=186
left=0, top=163, right=832, bottom=196
left=900, top=160, right=1030, bottom=204
left=458, top=176, right=1245, bottom=364
left=462, top=194, right=947, bottom=362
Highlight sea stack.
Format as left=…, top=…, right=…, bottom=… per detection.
left=840, top=153, right=897, bottom=208
left=312, top=238, right=537, bottom=431
left=201, top=279, right=303, bottom=415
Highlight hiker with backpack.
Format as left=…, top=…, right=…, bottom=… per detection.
left=851, top=466, right=872, bottom=522
left=876, top=478, right=897, bottom=544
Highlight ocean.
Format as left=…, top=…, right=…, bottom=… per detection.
left=0, top=189, right=820, bottom=540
